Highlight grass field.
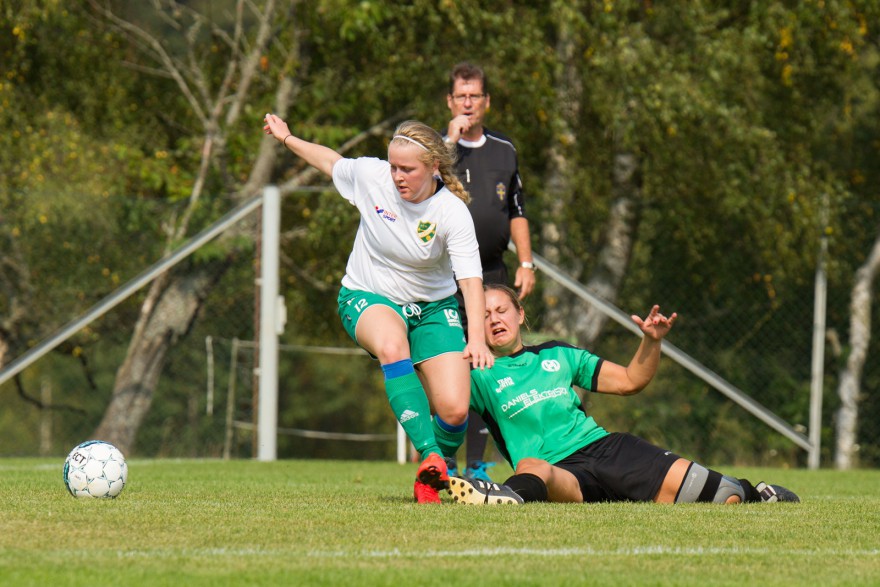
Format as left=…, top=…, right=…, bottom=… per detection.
left=1, top=458, right=878, bottom=586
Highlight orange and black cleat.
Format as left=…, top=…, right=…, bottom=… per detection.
left=413, top=453, right=449, bottom=504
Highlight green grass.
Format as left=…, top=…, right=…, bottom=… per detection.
left=1, top=459, right=878, bottom=586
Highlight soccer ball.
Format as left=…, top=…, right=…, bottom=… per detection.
left=63, top=440, right=128, bottom=498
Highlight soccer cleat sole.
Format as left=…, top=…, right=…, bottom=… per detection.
left=756, top=481, right=800, bottom=503
left=448, top=476, right=523, bottom=505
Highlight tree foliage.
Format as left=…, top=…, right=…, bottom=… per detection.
left=1, top=0, right=879, bottom=465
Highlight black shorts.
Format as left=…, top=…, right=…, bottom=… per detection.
left=553, top=432, right=681, bottom=502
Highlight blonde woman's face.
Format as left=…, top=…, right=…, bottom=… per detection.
left=388, top=143, right=438, bottom=204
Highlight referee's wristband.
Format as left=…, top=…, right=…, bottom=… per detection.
left=520, top=261, right=535, bottom=270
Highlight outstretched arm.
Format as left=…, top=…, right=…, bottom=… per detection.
left=596, top=305, right=677, bottom=395
left=263, top=113, right=342, bottom=177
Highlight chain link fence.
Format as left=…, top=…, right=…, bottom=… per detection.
left=1, top=197, right=878, bottom=468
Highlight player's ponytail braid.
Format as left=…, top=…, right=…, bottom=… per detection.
left=437, top=163, right=469, bottom=205
left=390, top=120, right=471, bottom=205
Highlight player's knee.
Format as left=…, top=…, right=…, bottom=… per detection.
left=374, top=340, right=410, bottom=364
left=436, top=407, right=468, bottom=426
left=503, top=472, right=549, bottom=503
left=515, top=457, right=553, bottom=478
left=675, top=463, right=745, bottom=504
left=715, top=476, right=745, bottom=503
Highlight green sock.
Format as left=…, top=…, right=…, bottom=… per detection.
left=432, top=415, right=467, bottom=459
left=384, top=372, right=441, bottom=459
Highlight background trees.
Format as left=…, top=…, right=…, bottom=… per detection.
left=1, top=0, right=877, bottom=468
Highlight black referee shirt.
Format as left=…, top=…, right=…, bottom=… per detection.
left=451, top=128, right=526, bottom=270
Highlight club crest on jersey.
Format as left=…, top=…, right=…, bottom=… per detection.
left=417, top=220, right=437, bottom=243
left=495, top=182, right=506, bottom=201
left=541, top=359, right=561, bottom=372
left=375, top=206, right=398, bottom=222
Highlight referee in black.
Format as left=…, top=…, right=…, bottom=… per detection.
left=443, top=62, right=536, bottom=481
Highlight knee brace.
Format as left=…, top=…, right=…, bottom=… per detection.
left=675, top=463, right=745, bottom=504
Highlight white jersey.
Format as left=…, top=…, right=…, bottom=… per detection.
left=332, top=157, right=482, bottom=305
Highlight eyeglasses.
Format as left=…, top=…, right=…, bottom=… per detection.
left=451, top=93, right=486, bottom=103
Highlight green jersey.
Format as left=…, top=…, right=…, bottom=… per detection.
left=470, top=341, right=610, bottom=468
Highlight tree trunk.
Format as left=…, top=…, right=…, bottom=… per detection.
left=541, top=1, right=584, bottom=337
left=0, top=234, right=34, bottom=368
left=569, top=152, right=641, bottom=348
left=85, top=0, right=294, bottom=454
left=94, top=266, right=227, bottom=453
left=834, top=230, right=880, bottom=469
left=539, top=4, right=640, bottom=347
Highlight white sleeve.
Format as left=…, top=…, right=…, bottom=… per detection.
left=445, top=198, right=483, bottom=281
left=332, top=157, right=390, bottom=206
left=331, top=158, right=358, bottom=204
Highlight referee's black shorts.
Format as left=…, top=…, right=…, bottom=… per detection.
left=553, top=432, right=681, bottom=502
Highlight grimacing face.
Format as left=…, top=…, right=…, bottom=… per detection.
left=388, top=143, right=438, bottom=204
left=484, top=288, right=524, bottom=355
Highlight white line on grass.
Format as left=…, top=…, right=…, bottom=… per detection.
left=63, top=546, right=878, bottom=559
left=305, top=546, right=880, bottom=559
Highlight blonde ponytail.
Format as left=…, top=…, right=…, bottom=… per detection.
left=438, top=167, right=470, bottom=204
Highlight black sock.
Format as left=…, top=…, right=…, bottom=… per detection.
left=503, top=473, right=548, bottom=503
left=466, top=409, right=490, bottom=464
left=738, top=478, right=761, bottom=503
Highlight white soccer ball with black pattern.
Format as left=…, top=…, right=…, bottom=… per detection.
left=63, top=440, right=128, bottom=498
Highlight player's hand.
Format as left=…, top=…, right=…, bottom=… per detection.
left=631, top=305, right=677, bottom=341
left=263, top=113, right=292, bottom=143
left=463, top=340, right=495, bottom=370
left=446, top=114, right=472, bottom=143
left=514, top=266, right=536, bottom=300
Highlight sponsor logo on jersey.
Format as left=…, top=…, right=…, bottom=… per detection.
left=375, top=205, right=398, bottom=222
left=417, top=220, right=437, bottom=243
left=495, top=182, right=506, bottom=200
left=502, top=387, right=568, bottom=417
left=443, top=308, right=461, bottom=328
left=541, top=359, right=561, bottom=372
left=494, top=376, right=514, bottom=394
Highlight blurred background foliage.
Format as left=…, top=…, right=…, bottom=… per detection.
left=1, top=0, right=878, bottom=467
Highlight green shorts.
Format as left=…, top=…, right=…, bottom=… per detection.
left=337, top=286, right=466, bottom=364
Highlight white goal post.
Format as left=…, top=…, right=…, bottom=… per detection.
left=253, top=186, right=409, bottom=463
left=256, top=186, right=282, bottom=461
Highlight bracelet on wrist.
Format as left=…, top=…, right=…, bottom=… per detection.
left=282, top=134, right=293, bottom=147
left=520, top=261, right=535, bottom=270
